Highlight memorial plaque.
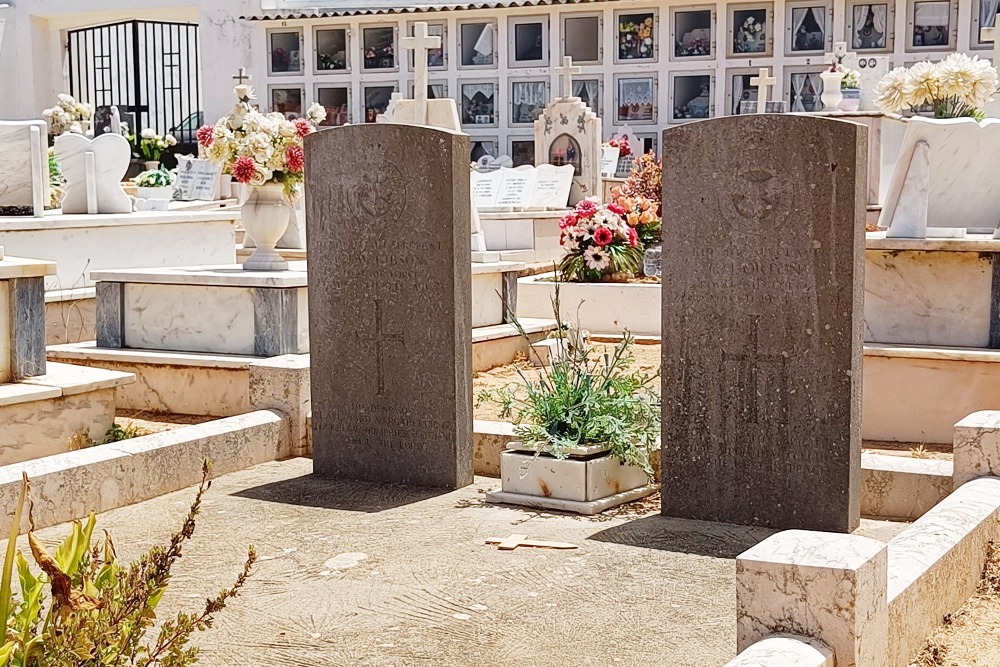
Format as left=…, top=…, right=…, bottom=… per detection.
left=175, top=156, right=222, bottom=201
left=528, top=164, right=575, bottom=209
left=471, top=169, right=502, bottom=209
left=493, top=166, right=536, bottom=209
left=306, top=124, right=473, bottom=488
left=660, top=115, right=866, bottom=532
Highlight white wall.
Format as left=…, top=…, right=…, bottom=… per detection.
left=0, top=0, right=259, bottom=126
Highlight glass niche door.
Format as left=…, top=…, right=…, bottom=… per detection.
left=671, top=6, right=714, bottom=60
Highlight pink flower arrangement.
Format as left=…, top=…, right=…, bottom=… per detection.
left=608, top=135, right=632, bottom=157
left=558, top=198, right=644, bottom=282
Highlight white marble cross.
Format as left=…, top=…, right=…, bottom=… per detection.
left=232, top=67, right=251, bottom=85
left=982, top=17, right=1000, bottom=69
left=556, top=56, right=582, bottom=99
left=824, top=41, right=855, bottom=67
left=401, top=22, right=442, bottom=125
left=749, top=67, right=777, bottom=114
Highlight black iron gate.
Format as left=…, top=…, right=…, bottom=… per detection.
left=68, top=20, right=202, bottom=150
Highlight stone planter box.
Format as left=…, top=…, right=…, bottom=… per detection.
left=486, top=441, right=657, bottom=515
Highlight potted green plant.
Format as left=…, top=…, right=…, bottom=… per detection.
left=480, top=286, right=660, bottom=514
left=839, top=68, right=861, bottom=112
left=134, top=128, right=178, bottom=170
left=135, top=168, right=176, bottom=203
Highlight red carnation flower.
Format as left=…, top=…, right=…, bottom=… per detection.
left=559, top=212, right=577, bottom=229
left=285, top=144, right=305, bottom=173
left=293, top=118, right=313, bottom=137
left=231, top=155, right=256, bottom=184
left=593, top=226, right=614, bottom=247
left=196, top=125, right=214, bottom=148
left=607, top=202, right=625, bottom=216
left=627, top=227, right=639, bottom=247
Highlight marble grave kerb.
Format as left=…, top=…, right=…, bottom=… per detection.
left=660, top=114, right=867, bottom=533
left=305, top=124, right=473, bottom=489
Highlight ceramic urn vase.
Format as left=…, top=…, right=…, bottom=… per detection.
left=819, top=70, right=846, bottom=111
left=241, top=182, right=293, bottom=271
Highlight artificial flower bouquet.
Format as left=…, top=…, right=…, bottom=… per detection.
left=606, top=135, right=632, bottom=158
left=135, top=168, right=176, bottom=189
left=874, top=53, right=999, bottom=120
left=197, top=85, right=328, bottom=198
left=840, top=67, right=860, bottom=90
left=735, top=16, right=765, bottom=53
left=134, top=129, right=178, bottom=162
left=558, top=198, right=644, bottom=282
left=42, top=94, right=93, bottom=137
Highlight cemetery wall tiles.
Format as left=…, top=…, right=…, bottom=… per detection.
left=461, top=80, right=498, bottom=127
left=728, top=2, right=775, bottom=57
left=315, top=27, right=349, bottom=73
left=509, top=16, right=550, bottom=67
left=670, top=5, right=715, bottom=60
left=459, top=20, right=498, bottom=68
left=510, top=79, right=550, bottom=125
left=785, top=0, right=831, bottom=56
left=615, top=9, right=659, bottom=62
left=615, top=75, right=657, bottom=125
left=906, top=0, right=956, bottom=51
left=315, top=85, right=350, bottom=126
left=846, top=1, right=895, bottom=52
left=406, top=21, right=447, bottom=69
left=670, top=71, right=715, bottom=122
left=268, top=28, right=304, bottom=76
left=562, top=13, right=603, bottom=63
left=362, top=25, right=397, bottom=71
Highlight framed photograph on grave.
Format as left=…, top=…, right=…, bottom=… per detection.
left=458, top=20, right=497, bottom=68
left=509, top=16, right=549, bottom=67
left=267, top=28, right=303, bottom=75
left=269, top=86, right=304, bottom=119
left=906, top=0, right=956, bottom=51
left=615, top=75, right=657, bottom=124
left=470, top=138, right=498, bottom=163
left=315, top=85, right=350, bottom=126
left=846, top=1, right=894, bottom=51
left=671, top=6, right=714, bottom=60
left=362, top=84, right=397, bottom=123
left=510, top=79, right=549, bottom=125
left=786, top=66, right=824, bottom=112
left=728, top=3, right=773, bottom=57
left=726, top=68, right=759, bottom=115
left=573, top=78, right=602, bottom=115
left=670, top=72, right=714, bottom=123
left=786, top=1, right=830, bottom=55
left=461, top=81, right=498, bottom=127
left=407, top=21, right=447, bottom=70
left=972, top=0, right=999, bottom=49
left=616, top=10, right=658, bottom=62
left=510, top=138, right=536, bottom=167
left=362, top=26, right=396, bottom=71
left=314, top=27, right=349, bottom=73
left=562, top=13, right=602, bottom=64
left=408, top=81, right=448, bottom=101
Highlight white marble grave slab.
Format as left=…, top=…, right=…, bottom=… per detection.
left=471, top=169, right=503, bottom=209
left=0, top=120, right=47, bottom=215
left=493, top=166, right=537, bottom=209
left=54, top=133, right=132, bottom=215
left=600, top=146, right=620, bottom=177
left=527, top=163, right=575, bottom=209
left=175, top=156, right=222, bottom=201
left=880, top=117, right=1000, bottom=236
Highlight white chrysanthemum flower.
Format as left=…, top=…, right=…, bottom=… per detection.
left=165, top=134, right=177, bottom=146
left=140, top=128, right=156, bottom=140
left=278, top=120, right=297, bottom=138
left=306, top=102, right=328, bottom=124
left=903, top=60, right=940, bottom=108
left=965, top=56, right=1000, bottom=109
left=583, top=247, right=610, bottom=271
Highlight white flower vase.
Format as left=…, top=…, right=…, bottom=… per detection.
left=143, top=160, right=160, bottom=171
left=819, top=71, right=845, bottom=112
left=242, top=182, right=292, bottom=271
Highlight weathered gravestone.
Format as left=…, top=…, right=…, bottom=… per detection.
left=660, top=115, right=866, bottom=532
left=306, top=124, right=473, bottom=488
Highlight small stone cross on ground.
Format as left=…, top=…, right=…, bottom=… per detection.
left=232, top=67, right=251, bottom=85
left=750, top=67, right=776, bottom=114
left=486, top=535, right=578, bottom=550
left=556, top=56, right=582, bottom=99
left=401, top=22, right=442, bottom=125
left=982, top=16, right=1000, bottom=70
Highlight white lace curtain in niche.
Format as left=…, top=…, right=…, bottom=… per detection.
left=463, top=83, right=494, bottom=100
left=733, top=75, right=749, bottom=114
left=791, top=6, right=825, bottom=48
left=790, top=72, right=822, bottom=112
left=620, top=79, right=652, bottom=104
left=573, top=79, right=599, bottom=106
left=512, top=82, right=547, bottom=105
left=981, top=0, right=1000, bottom=28
left=852, top=4, right=888, bottom=48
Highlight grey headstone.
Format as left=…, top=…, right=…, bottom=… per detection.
left=95, top=281, right=124, bottom=348
left=306, top=124, right=473, bottom=489
left=660, top=115, right=866, bottom=533
left=253, top=287, right=299, bottom=357
left=11, top=277, right=46, bottom=379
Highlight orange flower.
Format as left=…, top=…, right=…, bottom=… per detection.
left=627, top=212, right=640, bottom=227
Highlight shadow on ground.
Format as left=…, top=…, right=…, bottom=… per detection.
left=232, top=473, right=446, bottom=513
left=588, top=514, right=777, bottom=558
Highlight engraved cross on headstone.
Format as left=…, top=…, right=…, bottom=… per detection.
left=232, top=67, right=251, bottom=85
left=401, top=22, right=442, bottom=126
left=749, top=67, right=777, bottom=114
left=372, top=299, right=405, bottom=397
left=982, top=16, right=1000, bottom=70
left=556, top=56, right=582, bottom=99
